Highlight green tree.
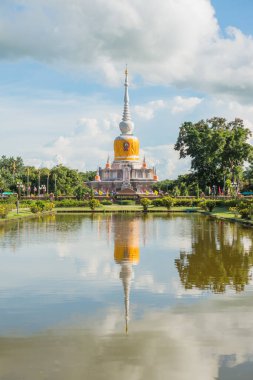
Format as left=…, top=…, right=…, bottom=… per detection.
left=74, top=184, right=90, bottom=200
left=88, top=198, right=100, bottom=211
left=175, top=118, right=253, bottom=190
left=140, top=198, right=151, bottom=212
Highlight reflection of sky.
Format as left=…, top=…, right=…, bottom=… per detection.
left=0, top=214, right=253, bottom=378
left=0, top=214, right=252, bottom=336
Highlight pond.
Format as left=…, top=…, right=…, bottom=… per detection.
left=0, top=213, right=253, bottom=380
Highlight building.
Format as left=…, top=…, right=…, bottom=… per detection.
left=88, top=68, right=158, bottom=194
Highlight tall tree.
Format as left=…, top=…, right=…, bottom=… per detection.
left=174, top=118, right=253, bottom=189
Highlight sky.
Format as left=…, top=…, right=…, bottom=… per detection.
left=1, top=0, right=253, bottom=179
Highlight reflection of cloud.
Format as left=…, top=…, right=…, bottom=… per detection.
left=1, top=297, right=253, bottom=380
left=135, top=273, right=166, bottom=294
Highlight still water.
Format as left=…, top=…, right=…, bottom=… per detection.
left=0, top=213, right=253, bottom=380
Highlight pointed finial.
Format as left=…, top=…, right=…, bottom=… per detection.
left=106, top=155, right=111, bottom=169
left=119, top=66, right=134, bottom=135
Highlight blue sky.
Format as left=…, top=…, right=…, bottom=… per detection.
left=1, top=0, right=253, bottom=178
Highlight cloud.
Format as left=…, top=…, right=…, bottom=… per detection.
left=43, top=116, right=117, bottom=171
left=171, top=96, right=203, bottom=114
left=135, top=100, right=166, bottom=120
left=0, top=0, right=253, bottom=101
left=143, top=144, right=191, bottom=179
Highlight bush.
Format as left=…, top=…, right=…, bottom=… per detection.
left=162, top=196, right=174, bottom=210
left=173, top=198, right=193, bottom=207
left=30, top=201, right=55, bottom=213
left=140, top=198, right=151, bottom=212
left=43, top=202, right=55, bottom=211
left=100, top=200, right=113, bottom=205
left=54, top=200, right=89, bottom=207
left=117, top=200, right=136, bottom=205
left=88, top=199, right=101, bottom=210
left=199, top=200, right=216, bottom=212
left=0, top=204, right=14, bottom=218
left=30, top=205, right=41, bottom=214
left=152, top=198, right=164, bottom=207
left=239, top=208, right=251, bottom=220
left=233, top=201, right=253, bottom=220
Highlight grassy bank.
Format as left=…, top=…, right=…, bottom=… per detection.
left=0, top=208, right=55, bottom=224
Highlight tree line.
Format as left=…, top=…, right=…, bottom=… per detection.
left=1, top=117, right=253, bottom=197
left=0, top=156, right=95, bottom=197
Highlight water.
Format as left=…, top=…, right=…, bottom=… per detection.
left=0, top=213, right=252, bottom=379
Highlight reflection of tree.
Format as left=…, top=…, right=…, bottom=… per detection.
left=175, top=218, right=253, bottom=293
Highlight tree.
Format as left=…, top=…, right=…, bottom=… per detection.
left=175, top=118, right=253, bottom=190
left=88, top=198, right=100, bottom=211
left=140, top=198, right=151, bottom=212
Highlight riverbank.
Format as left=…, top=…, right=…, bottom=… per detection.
left=55, top=205, right=253, bottom=227
left=55, top=205, right=198, bottom=213
left=0, top=209, right=55, bottom=224
left=0, top=205, right=252, bottom=227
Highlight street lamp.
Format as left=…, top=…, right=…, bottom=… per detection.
left=40, top=185, right=46, bottom=197
left=16, top=181, right=24, bottom=214
left=47, top=172, right=50, bottom=195
left=38, top=170, right=41, bottom=197
left=26, top=167, right=30, bottom=197
left=54, top=174, right=57, bottom=195
left=16, top=181, right=23, bottom=199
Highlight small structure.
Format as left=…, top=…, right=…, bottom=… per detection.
left=88, top=68, right=158, bottom=194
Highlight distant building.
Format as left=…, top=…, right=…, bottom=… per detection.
left=88, top=68, right=158, bottom=193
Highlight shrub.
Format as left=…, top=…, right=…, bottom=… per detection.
left=140, top=198, right=152, bottom=212
left=117, top=200, right=136, bottom=205
left=162, top=196, right=174, bottom=210
left=199, top=200, right=216, bottom=212
left=233, top=201, right=253, bottom=220
left=0, top=204, right=14, bottom=218
left=88, top=199, right=101, bottom=210
left=100, top=200, right=113, bottom=205
left=35, top=200, right=46, bottom=211
left=152, top=198, right=164, bottom=207
left=30, top=205, right=41, bottom=214
left=43, top=202, right=55, bottom=211
left=239, top=208, right=251, bottom=220
left=54, top=200, right=89, bottom=207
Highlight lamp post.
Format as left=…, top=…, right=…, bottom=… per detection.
left=54, top=174, right=57, bottom=195
left=16, top=181, right=23, bottom=199
left=40, top=185, right=46, bottom=197
left=27, top=167, right=30, bottom=197
left=38, top=170, right=41, bottom=197
left=16, top=181, right=23, bottom=214
left=47, top=172, right=50, bottom=195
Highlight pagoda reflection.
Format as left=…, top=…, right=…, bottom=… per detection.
left=113, top=216, right=140, bottom=333
left=175, top=218, right=253, bottom=293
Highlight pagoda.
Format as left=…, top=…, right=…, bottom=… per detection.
left=89, top=68, right=158, bottom=193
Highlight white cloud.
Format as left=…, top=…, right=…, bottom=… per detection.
left=135, top=100, right=166, bottom=120
left=143, top=144, right=191, bottom=179
left=0, top=0, right=253, bottom=101
left=171, top=96, right=203, bottom=114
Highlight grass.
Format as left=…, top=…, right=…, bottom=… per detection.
left=0, top=208, right=55, bottom=223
